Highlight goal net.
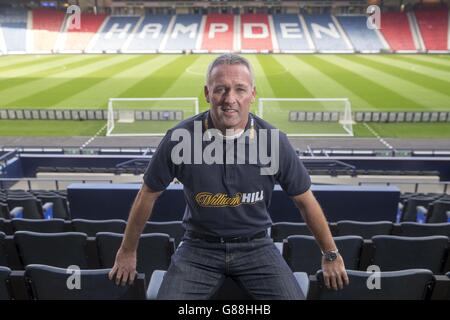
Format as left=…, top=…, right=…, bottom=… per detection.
left=257, top=98, right=354, bottom=136
left=106, top=97, right=199, bottom=136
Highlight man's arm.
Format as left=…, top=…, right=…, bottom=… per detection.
left=291, top=189, right=349, bottom=290
left=108, top=183, right=162, bottom=285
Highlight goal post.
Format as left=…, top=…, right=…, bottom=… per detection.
left=257, top=98, right=354, bottom=137
left=106, top=97, right=200, bottom=136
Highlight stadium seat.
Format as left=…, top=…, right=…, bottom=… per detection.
left=0, top=232, right=7, bottom=266
left=143, top=221, right=184, bottom=247
left=336, top=220, right=393, bottom=238
left=401, top=196, right=439, bottom=222
left=7, top=197, right=43, bottom=219
left=14, top=231, right=88, bottom=268
left=96, top=232, right=175, bottom=284
left=315, top=269, right=434, bottom=300
left=0, top=266, right=12, bottom=300
left=427, top=201, right=450, bottom=223
left=72, top=219, right=126, bottom=237
left=0, top=203, right=10, bottom=219
left=270, top=222, right=312, bottom=242
left=12, top=218, right=66, bottom=233
left=282, top=235, right=363, bottom=274
left=35, top=195, right=70, bottom=220
left=25, top=264, right=146, bottom=300
left=400, top=222, right=450, bottom=237
left=371, top=235, right=449, bottom=274
left=0, top=219, right=6, bottom=234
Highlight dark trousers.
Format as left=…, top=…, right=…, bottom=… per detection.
left=157, top=236, right=305, bottom=300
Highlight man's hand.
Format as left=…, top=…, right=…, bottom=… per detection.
left=321, top=255, right=349, bottom=290
left=108, top=247, right=137, bottom=286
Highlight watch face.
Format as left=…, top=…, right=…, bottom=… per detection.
left=326, top=252, right=338, bottom=261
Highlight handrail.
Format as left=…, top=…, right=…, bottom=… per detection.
left=0, top=177, right=114, bottom=191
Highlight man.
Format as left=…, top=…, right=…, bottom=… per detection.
left=109, top=53, right=348, bottom=299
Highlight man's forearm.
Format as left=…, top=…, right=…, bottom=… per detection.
left=293, top=190, right=336, bottom=252
left=120, top=187, right=159, bottom=252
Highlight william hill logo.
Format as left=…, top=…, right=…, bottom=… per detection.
left=195, top=190, right=264, bottom=207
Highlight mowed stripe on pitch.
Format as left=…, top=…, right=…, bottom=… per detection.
left=346, top=55, right=450, bottom=97
left=8, top=55, right=156, bottom=108
left=0, top=54, right=69, bottom=72
left=0, top=55, right=106, bottom=92
left=400, top=55, right=450, bottom=70
left=159, top=54, right=214, bottom=111
left=1, top=55, right=122, bottom=106
left=0, top=54, right=83, bottom=80
left=118, top=54, right=200, bottom=99
left=245, top=55, right=277, bottom=114
left=56, top=55, right=179, bottom=108
left=257, top=54, right=313, bottom=98
left=370, top=54, right=450, bottom=84
left=336, top=55, right=450, bottom=110
left=275, top=55, right=377, bottom=111
left=297, top=55, right=413, bottom=111
left=318, top=55, right=436, bottom=110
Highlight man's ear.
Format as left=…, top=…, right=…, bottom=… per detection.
left=251, top=87, right=257, bottom=103
left=204, top=85, right=210, bottom=103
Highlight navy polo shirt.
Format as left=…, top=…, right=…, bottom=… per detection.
left=143, top=111, right=311, bottom=237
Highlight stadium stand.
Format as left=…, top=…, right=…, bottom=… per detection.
left=282, top=235, right=363, bottom=274
left=0, top=9, right=449, bottom=53
left=371, top=235, right=449, bottom=274
left=126, top=14, right=171, bottom=52
left=72, top=219, right=126, bottom=237
left=415, top=7, right=449, bottom=51
left=400, top=222, right=450, bottom=237
left=96, top=232, right=174, bottom=284
left=25, top=264, right=146, bottom=300
left=270, top=222, right=314, bottom=241
left=163, top=14, right=202, bottom=52
left=303, top=14, right=351, bottom=51
left=143, top=221, right=184, bottom=247
left=0, top=232, right=6, bottom=266
left=380, top=12, right=417, bottom=51
left=336, top=220, right=393, bottom=238
left=0, top=266, right=11, bottom=300
left=336, top=15, right=386, bottom=52
left=0, top=8, right=27, bottom=53
left=315, top=269, right=434, bottom=300
left=201, top=13, right=234, bottom=52
left=90, top=16, right=140, bottom=53
left=240, top=13, right=273, bottom=52
left=11, top=218, right=66, bottom=233
left=63, top=12, right=107, bottom=52
left=14, top=231, right=89, bottom=269
left=31, top=8, right=65, bottom=53
left=271, top=14, right=312, bottom=51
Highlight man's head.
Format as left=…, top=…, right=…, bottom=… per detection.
left=204, top=54, right=256, bottom=134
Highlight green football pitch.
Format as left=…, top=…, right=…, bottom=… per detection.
left=0, top=53, right=449, bottom=138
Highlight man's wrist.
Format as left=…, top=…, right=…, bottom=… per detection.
left=321, top=249, right=339, bottom=262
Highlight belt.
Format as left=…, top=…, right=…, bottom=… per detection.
left=186, top=230, right=267, bottom=243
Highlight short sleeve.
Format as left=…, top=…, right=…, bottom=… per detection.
left=143, top=132, right=176, bottom=191
left=276, top=133, right=311, bottom=196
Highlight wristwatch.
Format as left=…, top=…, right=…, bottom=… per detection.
left=321, top=249, right=339, bottom=262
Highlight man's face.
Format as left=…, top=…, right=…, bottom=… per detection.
left=204, top=64, right=256, bottom=132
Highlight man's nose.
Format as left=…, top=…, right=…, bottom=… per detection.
left=223, top=89, right=238, bottom=105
